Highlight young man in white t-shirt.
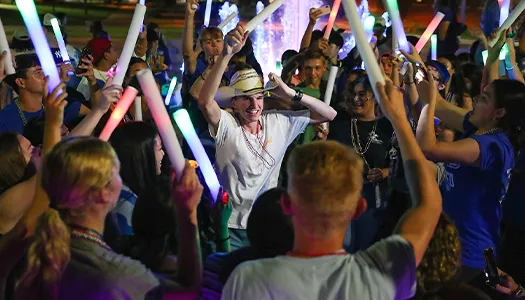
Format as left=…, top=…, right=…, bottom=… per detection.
left=221, top=81, right=443, bottom=299
left=198, top=25, right=337, bottom=249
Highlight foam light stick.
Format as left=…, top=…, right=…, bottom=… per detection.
left=112, top=4, right=147, bottom=87
left=324, top=0, right=342, bottom=39
left=99, top=87, right=139, bottom=141
left=500, top=0, right=510, bottom=27
left=392, top=25, right=399, bottom=53
left=488, top=0, right=525, bottom=47
left=342, top=0, right=385, bottom=101
left=134, top=97, right=142, bottom=121
left=137, top=69, right=185, bottom=180
left=383, top=0, right=410, bottom=53
left=482, top=49, right=488, bottom=65
left=139, top=0, right=145, bottom=4
left=50, top=18, right=70, bottom=62
left=0, top=19, right=14, bottom=75
left=415, top=12, right=445, bottom=52
left=16, top=0, right=61, bottom=93
left=364, top=15, right=375, bottom=42
left=431, top=34, right=437, bottom=60
left=164, top=77, right=177, bottom=105
left=204, top=0, right=212, bottom=27
left=245, top=0, right=285, bottom=32
left=218, top=11, right=237, bottom=29
left=173, top=108, right=220, bottom=202
left=324, top=66, right=338, bottom=105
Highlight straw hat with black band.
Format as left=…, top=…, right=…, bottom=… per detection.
left=215, top=68, right=276, bottom=108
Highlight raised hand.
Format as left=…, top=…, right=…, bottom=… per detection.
left=223, top=24, right=249, bottom=57
left=375, top=78, right=406, bottom=122
left=171, top=161, right=203, bottom=217
left=400, top=43, right=425, bottom=66
left=43, top=78, right=68, bottom=129
left=186, top=0, right=199, bottom=16
left=78, top=55, right=96, bottom=86
left=268, top=72, right=295, bottom=100
left=309, top=8, right=323, bottom=25
left=95, top=81, right=122, bottom=114
left=58, top=63, right=74, bottom=83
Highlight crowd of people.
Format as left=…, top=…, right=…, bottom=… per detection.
left=1, top=0, right=525, bottom=299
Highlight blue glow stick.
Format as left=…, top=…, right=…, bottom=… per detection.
left=50, top=18, right=70, bottom=62
left=431, top=34, right=437, bottom=60
left=164, top=77, right=177, bottom=105
left=173, top=109, right=220, bottom=202
left=16, top=0, right=61, bottom=93
left=204, top=0, right=212, bottom=27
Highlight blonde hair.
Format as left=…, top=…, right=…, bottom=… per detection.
left=17, top=137, right=118, bottom=299
left=287, top=140, right=363, bottom=237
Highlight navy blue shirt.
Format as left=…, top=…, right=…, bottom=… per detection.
left=503, top=150, right=525, bottom=228
left=441, top=112, right=514, bottom=269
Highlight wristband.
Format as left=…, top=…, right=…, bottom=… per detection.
left=506, top=63, right=518, bottom=71
left=507, top=32, right=517, bottom=39
left=216, top=236, right=230, bottom=243
left=292, top=90, right=304, bottom=102
left=404, top=81, right=414, bottom=85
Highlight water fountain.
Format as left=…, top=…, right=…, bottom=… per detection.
left=218, top=2, right=240, bottom=35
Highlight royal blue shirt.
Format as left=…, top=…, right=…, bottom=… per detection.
left=503, top=150, right=525, bottom=229
left=440, top=112, right=514, bottom=269
left=0, top=99, right=81, bottom=134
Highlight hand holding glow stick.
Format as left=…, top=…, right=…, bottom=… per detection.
left=245, top=0, right=285, bottom=32
left=324, top=0, right=342, bottom=39
left=0, top=18, right=14, bottom=75
left=99, top=87, right=138, bottom=141
left=173, top=108, right=220, bottom=202
left=342, top=0, right=385, bottom=101
left=204, top=0, right=213, bottom=27
left=414, top=12, right=445, bottom=52
left=383, top=0, right=410, bottom=53
left=488, top=0, right=525, bottom=47
left=16, top=0, right=61, bottom=93
left=112, top=4, right=147, bottom=86
left=137, top=69, right=185, bottom=180
left=218, top=11, right=237, bottom=29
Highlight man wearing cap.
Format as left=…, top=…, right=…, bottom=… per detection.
left=425, top=60, right=450, bottom=98
left=199, top=25, right=337, bottom=249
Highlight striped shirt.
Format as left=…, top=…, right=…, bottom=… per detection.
left=113, top=183, right=137, bottom=236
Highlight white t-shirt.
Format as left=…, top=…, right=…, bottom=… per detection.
left=77, top=68, right=108, bottom=102
left=210, top=109, right=310, bottom=229
left=222, top=235, right=417, bottom=300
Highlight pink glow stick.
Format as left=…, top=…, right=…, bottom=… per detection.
left=324, top=0, right=342, bottom=39
left=99, top=87, right=138, bottom=141
left=415, top=12, right=445, bottom=53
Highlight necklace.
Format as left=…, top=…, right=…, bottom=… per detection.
left=240, top=118, right=276, bottom=169
left=287, top=249, right=347, bottom=258
left=350, top=118, right=378, bottom=169
left=70, top=227, right=112, bottom=252
left=475, top=128, right=503, bottom=136
left=14, top=98, right=44, bottom=126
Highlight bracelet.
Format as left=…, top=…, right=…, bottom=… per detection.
left=404, top=81, right=414, bottom=85
left=506, top=63, right=518, bottom=71
left=292, top=90, right=304, bottom=102
left=216, top=236, right=230, bottom=243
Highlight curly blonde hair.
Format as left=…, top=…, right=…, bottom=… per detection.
left=415, top=213, right=461, bottom=297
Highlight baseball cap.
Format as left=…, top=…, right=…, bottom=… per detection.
left=43, top=13, right=60, bottom=26
left=86, top=37, right=112, bottom=63
left=426, top=60, right=450, bottom=84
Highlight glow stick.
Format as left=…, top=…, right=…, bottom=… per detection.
left=204, top=0, right=212, bottom=27
left=99, top=87, right=139, bottom=141
left=112, top=4, right=147, bottom=86
left=431, top=34, right=437, bottom=60
left=139, top=0, right=145, bottom=4
left=488, top=0, right=525, bottom=47
left=16, top=0, right=61, bottom=93
left=500, top=0, right=510, bottom=27
left=0, top=18, right=14, bottom=75
left=342, top=0, right=385, bottom=101
left=392, top=25, right=398, bottom=52
left=324, top=66, right=338, bottom=105
left=383, top=0, right=410, bottom=53
left=137, top=69, right=185, bottom=180
left=50, top=18, right=70, bottom=62
left=173, top=108, right=220, bottom=202
left=164, top=77, right=177, bottom=105
left=245, top=0, right=285, bottom=32
left=218, top=12, right=237, bottom=29
left=324, top=0, right=342, bottom=39
left=364, top=15, right=375, bottom=42
left=482, top=49, right=488, bottom=65
left=414, top=12, right=445, bottom=52
left=173, top=84, right=183, bottom=108
left=133, top=96, right=142, bottom=121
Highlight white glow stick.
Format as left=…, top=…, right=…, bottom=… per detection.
left=364, top=15, right=375, bottom=43
left=218, top=11, right=237, bottom=29
left=245, top=0, right=285, bottom=32
left=383, top=0, right=410, bottom=53
left=324, top=66, right=338, bottom=105
left=137, top=69, right=185, bottom=180
left=488, top=0, right=525, bottom=47
left=133, top=96, right=142, bottom=120
left=112, top=4, right=147, bottom=87
left=204, top=0, right=212, bottom=27
left=392, top=25, right=398, bottom=52
left=0, top=18, right=14, bottom=75
left=174, top=84, right=183, bottom=108
left=164, top=77, right=177, bottom=105
left=16, top=0, right=61, bottom=93
left=139, top=0, right=145, bottom=4
left=173, top=108, right=220, bottom=202
left=342, top=0, right=385, bottom=101
left=431, top=34, right=437, bottom=60
left=482, top=49, right=488, bottom=65
left=99, top=87, right=139, bottom=141
left=415, top=12, right=445, bottom=52
left=324, top=0, right=342, bottom=39
left=500, top=0, right=510, bottom=27
left=50, top=18, right=70, bottom=62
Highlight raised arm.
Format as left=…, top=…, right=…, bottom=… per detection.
left=198, top=25, right=249, bottom=132
left=483, top=29, right=507, bottom=90
left=182, top=0, right=199, bottom=75
left=300, top=8, right=323, bottom=50
left=268, top=73, right=337, bottom=124
left=505, top=30, right=525, bottom=84
left=376, top=79, right=441, bottom=266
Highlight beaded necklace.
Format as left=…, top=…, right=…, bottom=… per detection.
left=70, top=226, right=112, bottom=252
left=238, top=115, right=276, bottom=169
left=14, top=98, right=44, bottom=126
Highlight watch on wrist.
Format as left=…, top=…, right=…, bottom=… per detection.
left=292, top=90, right=304, bottom=102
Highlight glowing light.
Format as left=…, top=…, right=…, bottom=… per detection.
left=204, top=0, right=212, bottom=27
left=500, top=0, right=510, bottom=27
left=218, top=2, right=239, bottom=35
left=384, top=0, right=410, bottom=52
left=50, top=18, right=70, bottom=62
left=173, top=108, right=220, bottom=202
left=99, top=87, right=139, bottom=141
left=364, top=15, right=375, bottom=42
left=431, top=34, right=437, bottom=60
left=415, top=12, right=445, bottom=53
left=324, top=0, right=342, bottom=39
left=164, top=77, right=177, bottom=106
left=488, top=0, right=525, bottom=47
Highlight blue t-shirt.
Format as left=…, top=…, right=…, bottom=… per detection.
left=0, top=99, right=81, bottom=134
left=503, top=150, right=525, bottom=228
left=440, top=112, right=514, bottom=269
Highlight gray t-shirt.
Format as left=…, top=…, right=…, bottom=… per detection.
left=57, top=238, right=161, bottom=299
left=222, top=235, right=416, bottom=300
